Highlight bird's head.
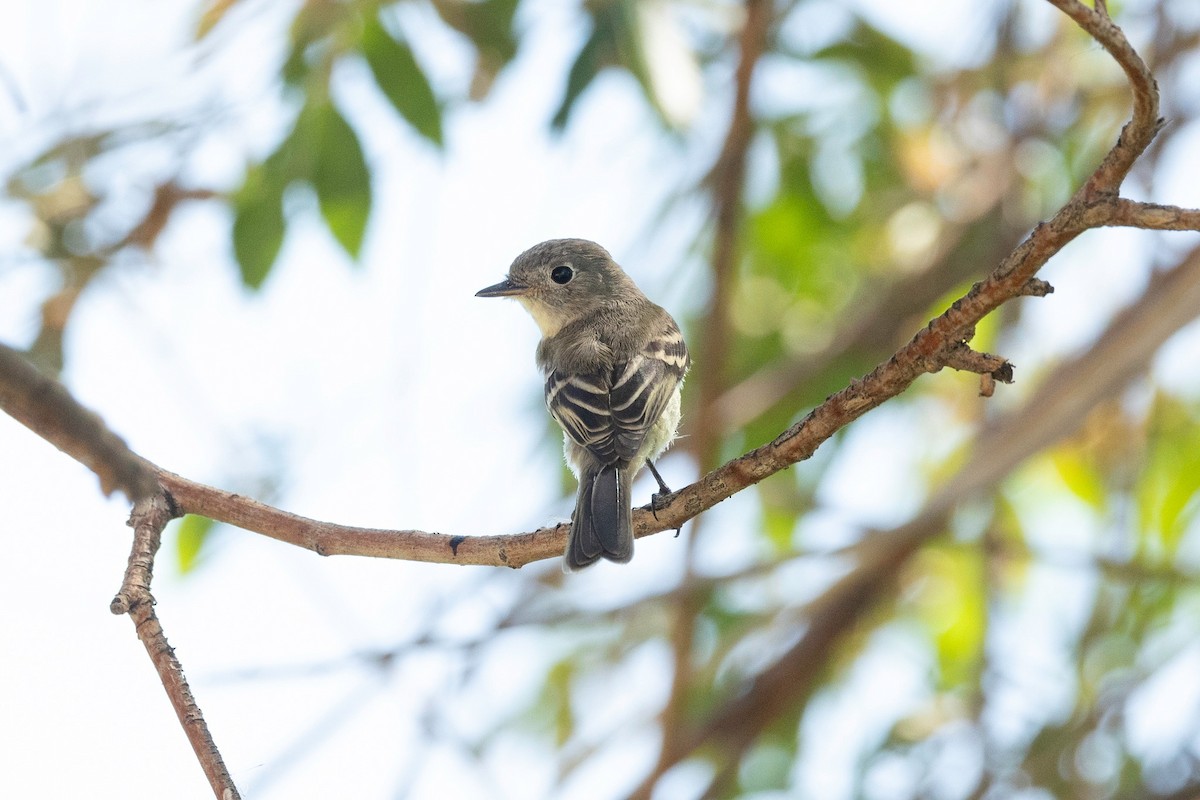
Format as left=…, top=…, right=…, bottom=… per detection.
left=476, top=239, right=635, bottom=337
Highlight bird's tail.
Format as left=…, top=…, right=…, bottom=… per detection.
left=565, top=464, right=633, bottom=570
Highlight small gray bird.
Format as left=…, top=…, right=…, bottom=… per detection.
left=477, top=239, right=690, bottom=570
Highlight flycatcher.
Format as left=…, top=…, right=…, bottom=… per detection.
left=477, top=239, right=690, bottom=570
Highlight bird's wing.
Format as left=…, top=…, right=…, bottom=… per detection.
left=545, top=370, right=616, bottom=462
left=545, top=318, right=689, bottom=466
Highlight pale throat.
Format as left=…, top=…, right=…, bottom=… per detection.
left=517, top=296, right=571, bottom=338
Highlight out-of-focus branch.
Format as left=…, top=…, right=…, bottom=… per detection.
left=0, top=1, right=1190, bottom=792
left=715, top=197, right=1024, bottom=431
left=0, top=0, right=1175, bottom=572
left=939, top=244, right=1200, bottom=504
left=691, top=0, right=770, bottom=465
left=114, top=182, right=218, bottom=251
left=111, top=493, right=241, bottom=800
left=644, top=1, right=774, bottom=796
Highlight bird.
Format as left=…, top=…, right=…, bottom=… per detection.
left=476, top=238, right=690, bottom=570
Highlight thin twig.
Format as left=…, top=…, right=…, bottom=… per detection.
left=112, top=493, right=241, bottom=800
left=1090, top=197, right=1200, bottom=230
left=0, top=2, right=1188, bottom=798
left=1045, top=0, right=1160, bottom=202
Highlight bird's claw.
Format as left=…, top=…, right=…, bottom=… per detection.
left=651, top=490, right=671, bottom=521
left=651, top=492, right=683, bottom=537
left=646, top=461, right=682, bottom=535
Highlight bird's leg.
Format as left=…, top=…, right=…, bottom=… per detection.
left=646, top=461, right=672, bottom=508
left=646, top=462, right=682, bottom=536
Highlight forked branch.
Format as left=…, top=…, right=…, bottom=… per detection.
left=0, top=2, right=1196, bottom=797
left=113, top=493, right=241, bottom=799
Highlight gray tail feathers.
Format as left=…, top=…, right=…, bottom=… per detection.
left=566, top=465, right=633, bottom=570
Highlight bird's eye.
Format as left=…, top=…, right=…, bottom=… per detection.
left=551, top=265, right=574, bottom=284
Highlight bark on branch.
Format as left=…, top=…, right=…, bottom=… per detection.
left=637, top=1, right=1191, bottom=789
left=113, top=493, right=241, bottom=800
left=0, top=2, right=1197, bottom=794
left=676, top=241, right=1200, bottom=790
left=0, top=5, right=1192, bottom=574
left=0, top=345, right=158, bottom=500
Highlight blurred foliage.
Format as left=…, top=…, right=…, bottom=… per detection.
left=5, top=0, right=1200, bottom=799
left=175, top=514, right=217, bottom=574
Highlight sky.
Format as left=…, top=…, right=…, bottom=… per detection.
left=2, top=0, right=1200, bottom=799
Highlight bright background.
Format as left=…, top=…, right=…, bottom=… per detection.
left=3, top=0, right=1200, bottom=798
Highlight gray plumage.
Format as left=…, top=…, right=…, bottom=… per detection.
left=477, top=239, right=689, bottom=570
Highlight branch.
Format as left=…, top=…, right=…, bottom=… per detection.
left=153, top=468, right=567, bottom=567
left=133, top=202, right=1084, bottom=568
left=714, top=205, right=1027, bottom=431
left=0, top=3, right=1180, bottom=577
left=1045, top=0, right=1160, bottom=200
left=1090, top=198, right=1200, bottom=230
left=0, top=343, right=158, bottom=500
left=111, top=493, right=242, bottom=800
left=0, top=345, right=240, bottom=796
left=645, top=1, right=774, bottom=796
left=0, top=2, right=1191, bottom=794
left=691, top=0, right=770, bottom=466
left=666, top=240, right=1200, bottom=793
left=637, top=0, right=1182, bottom=790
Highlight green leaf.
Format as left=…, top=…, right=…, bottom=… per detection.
left=910, top=545, right=985, bottom=688
left=1050, top=448, right=1106, bottom=510
left=302, top=102, right=372, bottom=259
left=431, top=0, right=520, bottom=98
left=813, top=20, right=917, bottom=96
left=1135, top=396, right=1200, bottom=554
left=458, top=0, right=520, bottom=62
left=176, top=515, right=217, bottom=574
left=282, top=0, right=348, bottom=85
left=551, top=0, right=692, bottom=131
left=552, top=22, right=607, bottom=130
left=231, top=164, right=286, bottom=288
left=361, top=15, right=443, bottom=146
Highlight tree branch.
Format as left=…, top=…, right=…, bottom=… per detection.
left=668, top=239, right=1200, bottom=794
left=644, top=1, right=774, bottom=795
left=0, top=0, right=1179, bottom=577
left=1090, top=197, right=1200, bottom=230
left=111, top=493, right=241, bottom=800
left=714, top=205, right=1028, bottom=431
left=0, top=343, right=158, bottom=500
left=636, top=0, right=1181, bottom=790
left=691, top=0, right=770, bottom=464
left=0, top=2, right=1191, bottom=794
left=1045, top=0, right=1160, bottom=200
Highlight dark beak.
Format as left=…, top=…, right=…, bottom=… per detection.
left=475, top=278, right=527, bottom=298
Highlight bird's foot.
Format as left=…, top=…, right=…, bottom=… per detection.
left=650, top=490, right=672, bottom=520
left=646, top=462, right=682, bottom=536
left=646, top=461, right=672, bottom=520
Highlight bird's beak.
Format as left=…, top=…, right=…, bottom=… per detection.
left=475, top=278, right=527, bottom=298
